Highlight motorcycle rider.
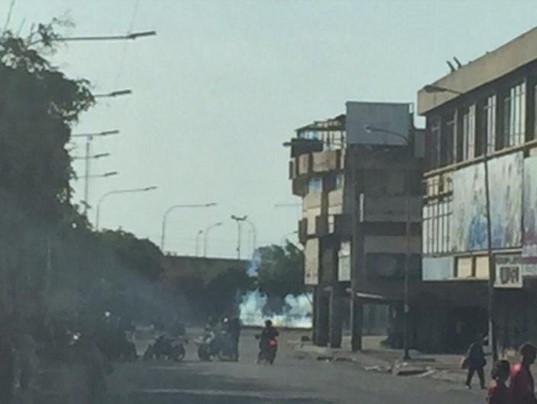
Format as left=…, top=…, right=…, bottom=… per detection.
left=257, top=320, right=279, bottom=364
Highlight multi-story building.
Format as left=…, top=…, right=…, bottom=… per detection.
left=287, top=102, right=424, bottom=349
left=417, top=26, right=537, bottom=352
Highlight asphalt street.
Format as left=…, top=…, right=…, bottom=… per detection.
left=103, top=329, right=486, bottom=404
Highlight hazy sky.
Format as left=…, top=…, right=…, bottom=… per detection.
left=2, top=0, right=536, bottom=258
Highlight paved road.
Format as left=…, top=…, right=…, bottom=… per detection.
left=104, top=329, right=486, bottom=404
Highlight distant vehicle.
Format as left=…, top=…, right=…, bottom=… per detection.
left=143, top=334, right=186, bottom=362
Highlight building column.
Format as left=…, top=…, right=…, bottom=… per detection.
left=329, top=284, right=343, bottom=348
left=314, top=288, right=329, bottom=346
left=350, top=295, right=363, bottom=351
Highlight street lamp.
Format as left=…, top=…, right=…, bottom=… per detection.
left=95, top=186, right=157, bottom=230
left=231, top=215, right=248, bottom=261
left=423, top=84, right=463, bottom=96
left=94, top=89, right=133, bottom=98
left=160, top=203, right=217, bottom=251
left=86, top=171, right=118, bottom=179
left=72, top=129, right=120, bottom=214
left=423, top=84, right=497, bottom=361
left=203, top=222, right=223, bottom=257
left=245, top=219, right=257, bottom=258
left=365, top=124, right=412, bottom=360
left=29, top=30, right=157, bottom=46
left=195, top=230, right=204, bottom=257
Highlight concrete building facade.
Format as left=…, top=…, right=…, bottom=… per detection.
left=287, top=102, right=424, bottom=349
left=416, top=26, right=537, bottom=352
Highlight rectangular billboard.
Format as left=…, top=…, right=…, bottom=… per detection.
left=345, top=102, right=410, bottom=145
left=422, top=257, right=453, bottom=281
left=495, top=255, right=523, bottom=288
left=451, top=153, right=523, bottom=252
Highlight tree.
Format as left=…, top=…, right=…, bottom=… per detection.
left=256, top=242, right=305, bottom=300
left=0, top=29, right=94, bottom=221
left=97, top=229, right=164, bottom=281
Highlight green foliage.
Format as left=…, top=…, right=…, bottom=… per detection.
left=256, top=242, right=305, bottom=299
left=97, top=230, right=164, bottom=281
left=0, top=30, right=94, bottom=220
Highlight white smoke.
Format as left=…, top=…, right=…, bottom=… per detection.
left=239, top=290, right=312, bottom=329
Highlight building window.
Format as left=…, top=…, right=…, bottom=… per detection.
left=441, top=114, right=455, bottom=165
left=308, top=177, right=323, bottom=193
left=335, top=173, right=345, bottom=190
left=477, top=95, right=496, bottom=156
left=422, top=198, right=452, bottom=255
left=502, top=82, right=526, bottom=148
left=427, top=118, right=441, bottom=169
left=461, top=105, right=476, bottom=160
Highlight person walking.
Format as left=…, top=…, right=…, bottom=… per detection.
left=465, top=334, right=487, bottom=389
left=229, top=317, right=241, bottom=362
left=511, top=342, right=537, bottom=404
left=487, top=360, right=511, bottom=404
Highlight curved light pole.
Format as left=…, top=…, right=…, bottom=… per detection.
left=365, top=125, right=412, bottom=360
left=423, top=83, right=497, bottom=361
left=95, top=186, right=157, bottom=230
left=231, top=215, right=247, bottom=260
left=160, top=203, right=217, bottom=251
left=203, top=222, right=223, bottom=257
left=195, top=229, right=204, bottom=257
left=245, top=218, right=257, bottom=258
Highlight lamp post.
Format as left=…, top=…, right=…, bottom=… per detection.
left=160, top=203, right=217, bottom=252
left=86, top=171, right=118, bottom=179
left=203, top=222, right=223, bottom=257
left=72, top=129, right=121, bottom=214
left=95, top=186, right=157, bottom=230
left=424, top=84, right=497, bottom=361
left=245, top=219, right=257, bottom=258
left=28, top=31, right=156, bottom=46
left=365, top=124, right=412, bottom=360
left=195, top=230, right=204, bottom=257
left=231, top=215, right=247, bottom=260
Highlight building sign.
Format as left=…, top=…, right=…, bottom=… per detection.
left=495, top=255, right=522, bottom=288
left=304, top=238, right=319, bottom=286
left=452, top=153, right=523, bottom=252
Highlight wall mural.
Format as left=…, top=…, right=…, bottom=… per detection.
left=523, top=156, right=537, bottom=275
left=451, top=153, right=523, bottom=252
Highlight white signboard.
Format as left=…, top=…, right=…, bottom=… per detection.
left=495, top=255, right=523, bottom=288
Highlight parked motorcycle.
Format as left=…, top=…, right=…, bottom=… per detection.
left=143, top=334, right=186, bottom=362
left=195, top=329, right=234, bottom=361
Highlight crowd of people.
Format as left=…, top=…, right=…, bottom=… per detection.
left=463, top=335, right=537, bottom=403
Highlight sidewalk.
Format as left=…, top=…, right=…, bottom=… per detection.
left=289, top=335, right=492, bottom=386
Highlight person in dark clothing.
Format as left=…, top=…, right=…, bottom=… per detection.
left=229, top=318, right=241, bottom=362
left=511, top=342, right=537, bottom=404
left=465, top=335, right=487, bottom=389
left=257, top=320, right=279, bottom=364
left=487, top=360, right=511, bottom=404
left=0, top=330, right=15, bottom=404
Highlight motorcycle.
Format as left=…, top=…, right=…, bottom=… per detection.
left=143, top=334, right=186, bottom=362
left=195, top=329, right=234, bottom=361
